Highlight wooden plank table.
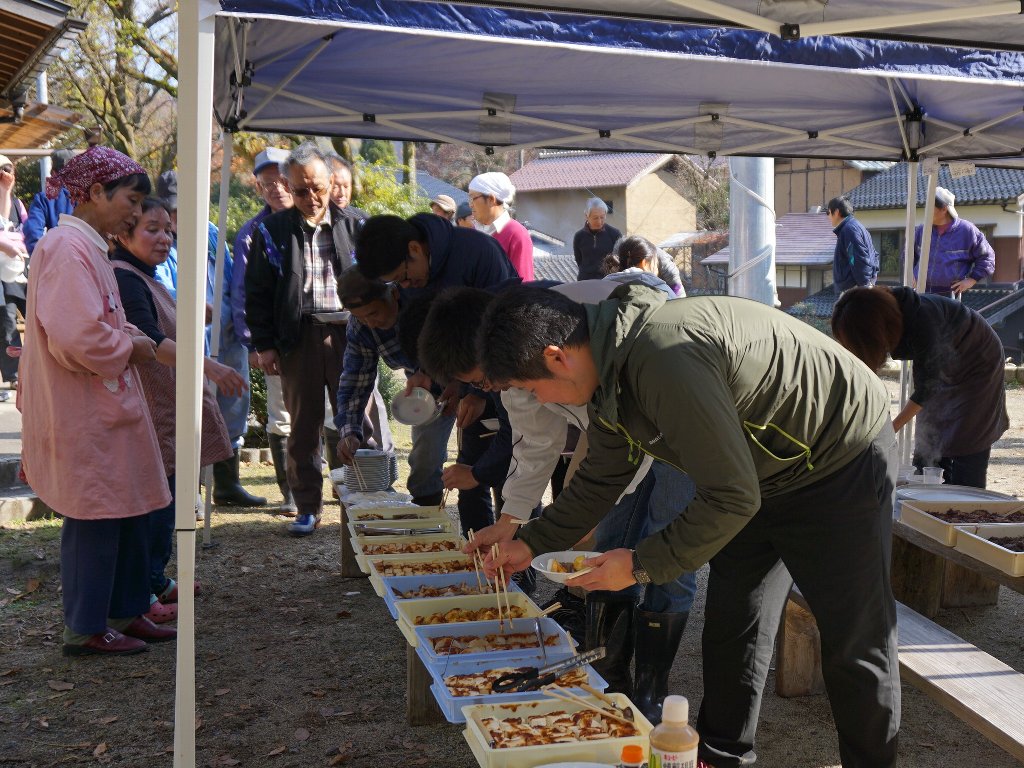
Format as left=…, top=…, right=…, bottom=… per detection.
left=335, top=484, right=368, bottom=578
left=891, top=519, right=1024, bottom=617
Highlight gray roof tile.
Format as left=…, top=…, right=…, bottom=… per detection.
left=845, top=163, right=1024, bottom=211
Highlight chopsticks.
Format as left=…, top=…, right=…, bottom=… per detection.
left=466, top=529, right=487, bottom=595
left=491, top=543, right=514, bottom=631
left=540, top=685, right=637, bottom=728
left=538, top=602, right=562, bottom=618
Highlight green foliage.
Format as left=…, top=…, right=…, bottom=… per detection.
left=360, top=140, right=398, bottom=165
left=353, top=161, right=430, bottom=218
left=245, top=365, right=269, bottom=448
left=12, top=160, right=41, bottom=203
left=209, top=176, right=265, bottom=246
left=376, top=361, right=403, bottom=418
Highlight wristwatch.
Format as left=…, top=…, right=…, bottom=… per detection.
left=630, top=550, right=652, bottom=585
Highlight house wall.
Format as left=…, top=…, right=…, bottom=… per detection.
left=625, top=169, right=697, bottom=247
left=855, top=205, right=1023, bottom=284
left=513, top=187, right=625, bottom=254
left=775, top=159, right=864, bottom=217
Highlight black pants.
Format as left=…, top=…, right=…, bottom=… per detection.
left=915, top=448, right=991, bottom=489
left=0, top=281, right=25, bottom=385
left=697, top=427, right=900, bottom=768
left=454, top=397, right=501, bottom=536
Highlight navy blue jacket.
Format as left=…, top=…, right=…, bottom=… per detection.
left=407, top=213, right=515, bottom=296
left=24, top=189, right=74, bottom=255
left=832, top=215, right=879, bottom=292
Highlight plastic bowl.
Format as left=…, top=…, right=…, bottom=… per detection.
left=392, top=387, right=440, bottom=426
left=531, top=551, right=600, bottom=585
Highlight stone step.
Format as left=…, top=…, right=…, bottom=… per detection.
left=0, top=485, right=56, bottom=525
left=0, top=456, right=22, bottom=489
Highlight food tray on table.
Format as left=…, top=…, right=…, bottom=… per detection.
left=353, top=533, right=466, bottom=572
left=954, top=523, right=1024, bottom=576
left=345, top=504, right=444, bottom=521
left=415, top=617, right=576, bottom=667
left=395, top=592, right=542, bottom=647
left=428, top=651, right=609, bottom=724
left=347, top=517, right=458, bottom=541
left=900, top=499, right=1024, bottom=545
left=462, top=693, right=652, bottom=768
left=366, top=552, right=477, bottom=597
left=382, top=572, right=523, bottom=620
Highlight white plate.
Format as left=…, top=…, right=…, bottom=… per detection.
left=392, top=388, right=440, bottom=426
left=311, top=310, right=351, bottom=324
left=896, top=485, right=1015, bottom=503
left=531, top=551, right=600, bottom=584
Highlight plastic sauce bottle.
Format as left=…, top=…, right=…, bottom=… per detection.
left=648, top=695, right=699, bottom=768
left=620, top=744, right=647, bottom=767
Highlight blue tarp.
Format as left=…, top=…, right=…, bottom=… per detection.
left=213, top=0, right=1024, bottom=165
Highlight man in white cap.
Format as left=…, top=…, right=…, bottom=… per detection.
left=468, top=171, right=533, bottom=281
left=430, top=194, right=457, bottom=222
left=911, top=186, right=994, bottom=296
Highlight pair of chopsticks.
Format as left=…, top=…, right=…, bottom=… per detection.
left=541, top=685, right=636, bottom=727
left=490, top=543, right=514, bottom=630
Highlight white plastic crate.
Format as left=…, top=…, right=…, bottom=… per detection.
left=395, top=592, right=543, bottom=647
left=382, top=572, right=522, bottom=620
left=954, top=523, right=1024, bottom=576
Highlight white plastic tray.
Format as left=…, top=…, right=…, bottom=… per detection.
left=382, top=572, right=522, bottom=619
left=462, top=693, right=651, bottom=767
left=954, top=523, right=1024, bottom=576
left=900, top=500, right=1024, bottom=546
left=347, top=517, right=457, bottom=542
left=353, top=533, right=466, bottom=573
left=366, top=552, right=477, bottom=597
left=395, top=592, right=542, bottom=647
left=345, top=504, right=444, bottom=522
left=414, top=617, right=576, bottom=667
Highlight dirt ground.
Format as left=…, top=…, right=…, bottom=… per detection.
left=1, top=383, right=1023, bottom=768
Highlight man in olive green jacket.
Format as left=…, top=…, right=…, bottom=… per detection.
left=476, top=284, right=899, bottom=768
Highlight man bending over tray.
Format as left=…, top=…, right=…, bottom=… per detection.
left=477, top=284, right=899, bottom=768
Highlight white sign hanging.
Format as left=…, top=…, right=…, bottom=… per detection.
left=948, top=161, right=977, bottom=178
left=921, top=157, right=940, bottom=176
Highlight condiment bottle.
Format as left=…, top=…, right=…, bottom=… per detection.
left=649, top=695, right=699, bottom=768
left=619, top=743, right=647, bottom=767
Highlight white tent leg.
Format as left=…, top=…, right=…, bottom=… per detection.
left=898, top=162, right=918, bottom=467
left=176, top=3, right=217, bottom=767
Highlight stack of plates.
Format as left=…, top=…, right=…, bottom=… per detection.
left=342, top=449, right=394, bottom=492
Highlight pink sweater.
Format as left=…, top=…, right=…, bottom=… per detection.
left=18, top=216, right=170, bottom=520
left=494, top=217, right=534, bottom=282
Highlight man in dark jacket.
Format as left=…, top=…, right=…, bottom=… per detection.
left=827, top=197, right=878, bottom=293
left=246, top=142, right=365, bottom=535
left=573, top=198, right=621, bottom=280
left=476, top=285, right=899, bottom=768
left=23, top=150, right=75, bottom=255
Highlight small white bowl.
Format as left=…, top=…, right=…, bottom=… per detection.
left=391, top=387, right=439, bottom=426
left=531, top=551, right=600, bottom=584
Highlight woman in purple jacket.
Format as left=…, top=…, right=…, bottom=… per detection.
left=832, top=285, right=1008, bottom=488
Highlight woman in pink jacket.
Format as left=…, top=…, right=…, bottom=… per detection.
left=19, top=147, right=175, bottom=656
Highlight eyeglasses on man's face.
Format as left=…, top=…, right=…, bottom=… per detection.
left=468, top=194, right=485, bottom=205
left=290, top=183, right=328, bottom=199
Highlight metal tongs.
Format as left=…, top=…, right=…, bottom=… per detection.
left=353, top=523, right=446, bottom=536
left=491, top=647, right=606, bottom=693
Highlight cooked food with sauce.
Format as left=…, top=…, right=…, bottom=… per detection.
left=373, top=559, right=475, bottom=577
left=430, top=632, right=560, bottom=655
left=414, top=606, right=529, bottom=625
left=363, top=540, right=460, bottom=555
left=929, top=508, right=1024, bottom=524
left=548, top=555, right=588, bottom=573
left=444, top=666, right=587, bottom=697
left=479, top=709, right=639, bottom=747
left=394, top=583, right=494, bottom=599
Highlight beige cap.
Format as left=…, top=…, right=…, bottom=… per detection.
left=432, top=194, right=457, bottom=214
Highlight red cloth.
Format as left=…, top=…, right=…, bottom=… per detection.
left=494, top=218, right=534, bottom=281
left=46, top=147, right=146, bottom=205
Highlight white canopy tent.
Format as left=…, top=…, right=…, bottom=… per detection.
left=176, top=2, right=1024, bottom=764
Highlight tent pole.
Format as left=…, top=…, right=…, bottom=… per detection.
left=800, top=3, right=1020, bottom=39
left=201, top=132, right=234, bottom=547
left=727, top=156, right=776, bottom=306
left=176, top=2, right=217, bottom=767
left=898, top=162, right=919, bottom=467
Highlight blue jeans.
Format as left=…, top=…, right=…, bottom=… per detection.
left=408, top=412, right=456, bottom=500
left=149, top=475, right=176, bottom=595
left=593, top=462, right=698, bottom=613
left=215, top=331, right=251, bottom=447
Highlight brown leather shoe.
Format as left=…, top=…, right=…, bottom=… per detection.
left=63, top=628, right=147, bottom=657
left=121, top=616, right=177, bottom=643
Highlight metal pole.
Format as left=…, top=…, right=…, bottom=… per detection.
left=36, top=74, right=51, bottom=184
left=727, top=157, right=777, bottom=305
left=898, top=162, right=919, bottom=467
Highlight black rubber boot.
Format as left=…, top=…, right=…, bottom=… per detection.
left=323, top=428, right=342, bottom=473
left=212, top=449, right=267, bottom=507
left=633, top=608, right=689, bottom=724
left=541, top=586, right=586, bottom=643
left=511, top=566, right=537, bottom=597
left=584, top=594, right=635, bottom=697
left=413, top=491, right=444, bottom=507
left=268, top=433, right=297, bottom=516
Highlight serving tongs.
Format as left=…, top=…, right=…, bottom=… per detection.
left=491, top=646, right=606, bottom=693
left=353, top=523, right=446, bottom=536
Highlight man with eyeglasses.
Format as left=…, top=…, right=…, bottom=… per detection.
left=246, top=142, right=369, bottom=535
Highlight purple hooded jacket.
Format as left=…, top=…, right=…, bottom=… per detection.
left=912, top=217, right=995, bottom=295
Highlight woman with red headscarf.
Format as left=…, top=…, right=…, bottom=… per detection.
left=19, top=146, right=176, bottom=656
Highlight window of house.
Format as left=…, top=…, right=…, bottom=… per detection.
left=775, top=265, right=806, bottom=288
left=604, top=200, right=614, bottom=215
left=871, top=229, right=904, bottom=280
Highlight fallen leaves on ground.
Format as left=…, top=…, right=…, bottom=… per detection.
left=47, top=680, right=74, bottom=691
left=294, top=727, right=310, bottom=742
left=266, top=745, right=287, bottom=756
left=93, top=743, right=107, bottom=757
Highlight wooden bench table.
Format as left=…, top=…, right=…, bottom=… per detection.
left=777, top=589, right=1024, bottom=762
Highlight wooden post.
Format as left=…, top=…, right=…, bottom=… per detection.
left=338, top=498, right=365, bottom=579
left=406, top=644, right=445, bottom=725
left=891, top=536, right=944, bottom=618
left=941, top=562, right=1000, bottom=609
left=775, top=598, right=826, bottom=698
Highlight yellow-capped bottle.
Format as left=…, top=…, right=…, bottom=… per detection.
left=649, top=695, right=699, bottom=768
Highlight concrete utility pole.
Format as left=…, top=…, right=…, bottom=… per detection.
left=36, top=73, right=50, bottom=184
left=727, top=157, right=778, bottom=306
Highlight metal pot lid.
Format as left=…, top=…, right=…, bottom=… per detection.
left=896, top=484, right=1017, bottom=503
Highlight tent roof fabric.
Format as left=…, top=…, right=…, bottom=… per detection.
left=846, top=163, right=1024, bottom=210
left=213, top=1, right=1024, bottom=167
left=511, top=152, right=672, bottom=192
left=703, top=212, right=835, bottom=266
